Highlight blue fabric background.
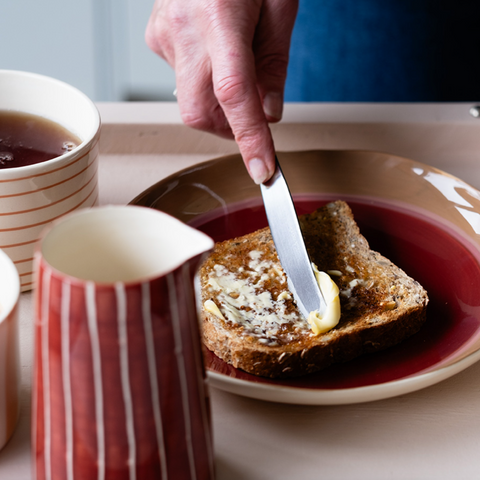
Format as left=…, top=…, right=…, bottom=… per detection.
left=284, top=0, right=480, bottom=101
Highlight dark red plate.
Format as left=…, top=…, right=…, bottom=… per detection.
left=191, top=195, right=480, bottom=391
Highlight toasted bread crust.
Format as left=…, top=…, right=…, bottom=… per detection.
left=199, top=201, right=429, bottom=378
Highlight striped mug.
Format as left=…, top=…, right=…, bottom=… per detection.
left=0, top=70, right=100, bottom=292
left=33, top=206, right=215, bottom=480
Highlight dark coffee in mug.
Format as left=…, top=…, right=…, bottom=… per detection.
left=0, top=110, right=81, bottom=169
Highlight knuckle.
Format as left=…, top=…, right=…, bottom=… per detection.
left=146, top=3, right=189, bottom=54
left=234, top=125, right=263, bottom=146
left=182, top=109, right=232, bottom=138
left=214, top=74, right=249, bottom=106
left=181, top=111, right=211, bottom=131
left=145, top=29, right=167, bottom=57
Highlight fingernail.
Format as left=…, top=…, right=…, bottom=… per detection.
left=248, top=158, right=270, bottom=185
left=263, top=92, right=283, bottom=121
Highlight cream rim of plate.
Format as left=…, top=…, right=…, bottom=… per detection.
left=206, top=348, right=480, bottom=405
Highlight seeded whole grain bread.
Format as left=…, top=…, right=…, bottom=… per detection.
left=198, top=200, right=429, bottom=378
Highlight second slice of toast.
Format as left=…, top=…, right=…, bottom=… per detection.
left=198, top=200, right=429, bottom=378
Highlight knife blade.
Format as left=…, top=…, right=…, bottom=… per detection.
left=260, top=157, right=327, bottom=319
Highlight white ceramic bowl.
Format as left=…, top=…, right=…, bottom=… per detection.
left=0, top=70, right=101, bottom=291
left=0, top=248, right=20, bottom=449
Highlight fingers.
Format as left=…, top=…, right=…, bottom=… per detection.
left=175, top=54, right=234, bottom=139
left=146, top=0, right=234, bottom=139
left=212, top=62, right=276, bottom=184
left=254, top=0, right=299, bottom=122
left=145, top=0, right=297, bottom=184
left=206, top=3, right=277, bottom=183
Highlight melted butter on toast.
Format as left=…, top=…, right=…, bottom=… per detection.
left=307, top=264, right=341, bottom=335
left=203, top=249, right=341, bottom=339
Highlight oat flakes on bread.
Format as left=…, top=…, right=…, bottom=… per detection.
left=198, top=200, right=429, bottom=379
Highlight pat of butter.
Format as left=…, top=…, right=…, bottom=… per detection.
left=204, top=299, right=225, bottom=320
left=307, top=264, right=341, bottom=335
left=277, top=291, right=291, bottom=301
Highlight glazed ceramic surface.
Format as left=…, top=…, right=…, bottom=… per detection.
left=33, top=206, right=215, bottom=479
left=0, top=70, right=100, bottom=291
left=0, top=248, right=20, bottom=449
left=131, top=150, right=480, bottom=404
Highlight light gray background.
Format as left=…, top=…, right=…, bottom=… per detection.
left=0, top=0, right=176, bottom=101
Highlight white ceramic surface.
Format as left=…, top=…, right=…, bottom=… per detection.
left=0, top=70, right=101, bottom=291
left=0, top=248, right=20, bottom=449
left=207, top=349, right=480, bottom=405
left=39, top=205, right=214, bottom=282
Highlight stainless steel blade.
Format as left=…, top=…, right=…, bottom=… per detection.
left=260, top=157, right=326, bottom=319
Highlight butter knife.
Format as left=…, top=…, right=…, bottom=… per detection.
left=260, top=157, right=326, bottom=319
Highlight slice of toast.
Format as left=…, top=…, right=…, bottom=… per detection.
left=198, top=200, right=429, bottom=378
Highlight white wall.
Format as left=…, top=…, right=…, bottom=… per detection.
left=0, top=0, right=176, bottom=102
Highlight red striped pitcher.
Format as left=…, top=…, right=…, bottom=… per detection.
left=33, top=205, right=215, bottom=480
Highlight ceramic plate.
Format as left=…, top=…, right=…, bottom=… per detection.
left=131, top=150, right=480, bottom=405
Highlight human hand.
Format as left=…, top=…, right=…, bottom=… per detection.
left=146, top=0, right=298, bottom=184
